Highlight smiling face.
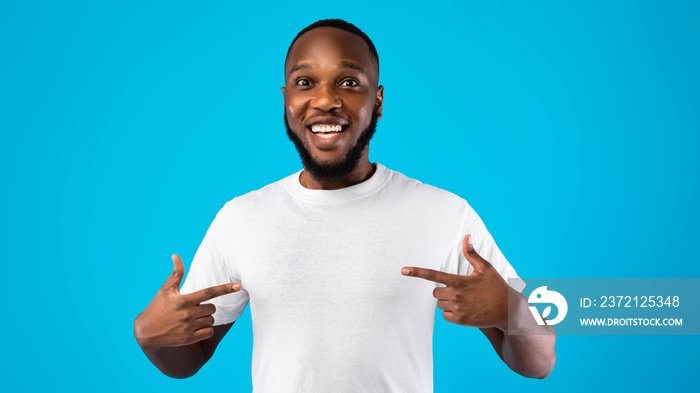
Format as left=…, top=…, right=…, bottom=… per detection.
left=283, top=26, right=383, bottom=189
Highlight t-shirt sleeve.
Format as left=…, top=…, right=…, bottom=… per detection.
left=180, top=206, right=249, bottom=325
left=446, top=202, right=526, bottom=293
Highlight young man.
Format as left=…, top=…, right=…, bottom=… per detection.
left=134, top=19, right=556, bottom=392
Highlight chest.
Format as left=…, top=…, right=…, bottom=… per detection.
left=223, top=208, right=451, bottom=320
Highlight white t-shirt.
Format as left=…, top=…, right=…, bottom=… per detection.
left=181, top=163, right=523, bottom=393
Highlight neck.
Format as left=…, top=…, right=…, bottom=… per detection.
left=300, top=158, right=375, bottom=190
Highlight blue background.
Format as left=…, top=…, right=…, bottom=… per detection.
left=1, top=1, right=698, bottom=391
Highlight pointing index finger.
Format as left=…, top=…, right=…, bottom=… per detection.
left=401, top=267, right=458, bottom=286
left=184, top=282, right=242, bottom=305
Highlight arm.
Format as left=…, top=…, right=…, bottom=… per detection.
left=480, top=287, right=556, bottom=379
left=137, top=323, right=233, bottom=379
left=134, top=254, right=241, bottom=378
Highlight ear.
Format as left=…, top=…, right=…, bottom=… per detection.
left=375, top=85, right=384, bottom=120
left=281, top=86, right=285, bottom=94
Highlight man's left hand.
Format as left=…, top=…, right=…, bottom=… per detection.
left=401, top=234, right=510, bottom=332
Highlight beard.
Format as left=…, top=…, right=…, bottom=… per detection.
left=284, top=110, right=379, bottom=184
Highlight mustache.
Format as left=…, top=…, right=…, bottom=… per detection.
left=304, top=114, right=351, bottom=126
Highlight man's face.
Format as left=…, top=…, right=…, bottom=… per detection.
left=283, top=27, right=383, bottom=183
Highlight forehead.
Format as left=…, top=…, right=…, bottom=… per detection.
left=286, top=27, right=376, bottom=79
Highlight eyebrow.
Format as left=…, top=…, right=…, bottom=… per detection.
left=290, top=63, right=316, bottom=73
left=289, top=61, right=366, bottom=74
left=337, top=61, right=365, bottom=73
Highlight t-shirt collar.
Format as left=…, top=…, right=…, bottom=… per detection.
left=285, top=162, right=391, bottom=204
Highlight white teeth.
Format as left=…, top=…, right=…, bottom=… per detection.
left=316, top=133, right=335, bottom=139
left=311, top=124, right=343, bottom=133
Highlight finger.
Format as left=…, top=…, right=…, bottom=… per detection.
left=192, top=303, right=217, bottom=318
left=193, top=315, right=216, bottom=330
left=161, top=254, right=185, bottom=292
left=462, top=234, right=489, bottom=273
left=401, top=267, right=458, bottom=286
left=190, top=326, right=215, bottom=343
left=437, top=299, right=454, bottom=312
left=432, top=286, right=452, bottom=300
left=184, top=282, right=241, bottom=305
left=442, top=310, right=458, bottom=325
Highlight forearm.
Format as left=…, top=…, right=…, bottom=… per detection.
left=139, top=343, right=206, bottom=379
left=500, top=288, right=556, bottom=378
left=501, top=328, right=556, bottom=378
left=134, top=318, right=233, bottom=379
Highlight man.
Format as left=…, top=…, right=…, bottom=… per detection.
left=133, top=19, right=556, bottom=392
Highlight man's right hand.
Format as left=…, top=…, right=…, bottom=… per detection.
left=134, top=254, right=241, bottom=350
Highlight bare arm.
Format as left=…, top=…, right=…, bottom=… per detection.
left=134, top=254, right=241, bottom=378
left=137, top=323, right=233, bottom=379
left=480, top=287, right=556, bottom=379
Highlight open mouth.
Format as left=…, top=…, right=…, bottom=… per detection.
left=308, top=123, right=348, bottom=139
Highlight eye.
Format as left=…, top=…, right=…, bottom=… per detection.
left=296, top=78, right=312, bottom=87
left=340, top=79, right=359, bottom=87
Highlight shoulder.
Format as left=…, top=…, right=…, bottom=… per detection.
left=214, top=173, right=297, bottom=222
left=384, top=166, right=472, bottom=214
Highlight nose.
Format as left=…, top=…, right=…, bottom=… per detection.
left=310, top=82, right=342, bottom=112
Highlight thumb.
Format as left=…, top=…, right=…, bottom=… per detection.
left=462, top=234, right=487, bottom=273
left=161, top=254, right=185, bottom=293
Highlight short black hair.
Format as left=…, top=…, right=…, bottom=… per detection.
left=285, top=19, right=380, bottom=83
